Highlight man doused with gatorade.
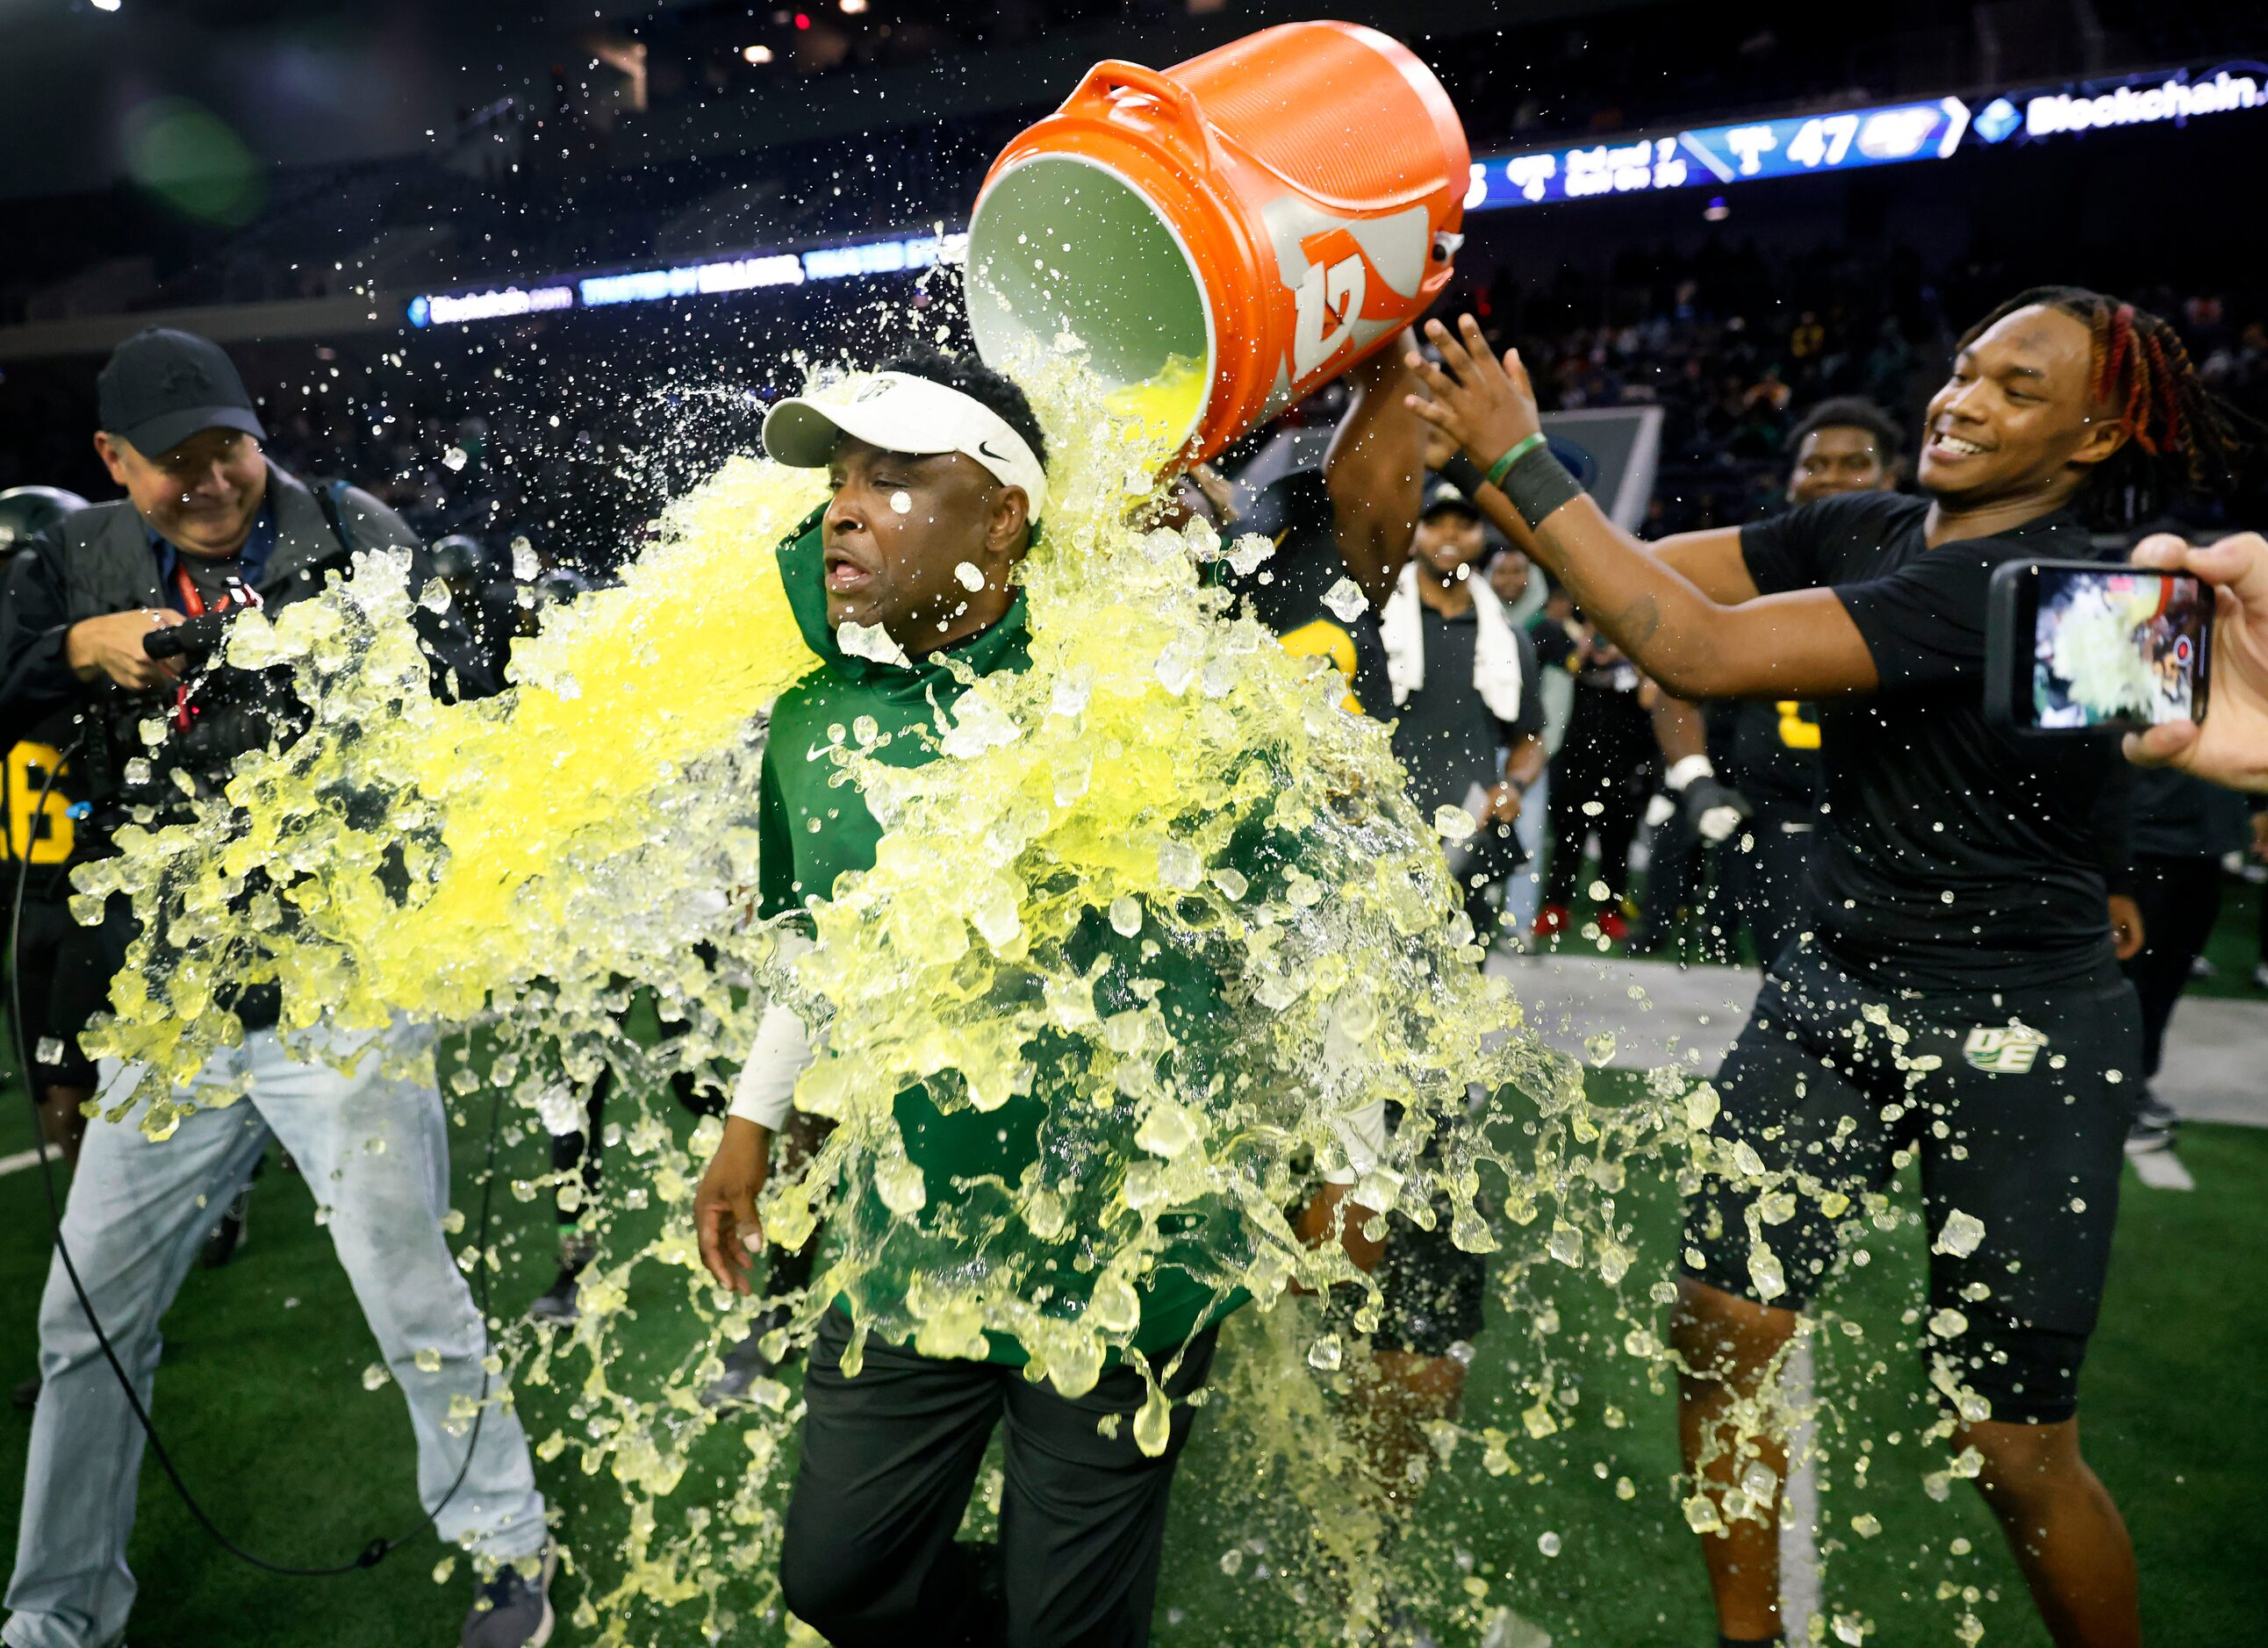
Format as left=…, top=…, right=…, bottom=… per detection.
left=690, top=351, right=1389, bottom=1645
left=0, top=329, right=555, bottom=1648
left=1408, top=290, right=2256, bottom=1648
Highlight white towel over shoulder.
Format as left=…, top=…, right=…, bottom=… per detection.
left=1382, top=560, right=1525, bottom=722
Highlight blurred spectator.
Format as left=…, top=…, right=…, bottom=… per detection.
left=2119, top=769, right=2252, bottom=1153
left=1382, top=484, right=1547, bottom=948
left=1530, top=609, right=1654, bottom=943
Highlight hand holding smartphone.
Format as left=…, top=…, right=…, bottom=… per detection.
left=1985, top=559, right=2212, bottom=734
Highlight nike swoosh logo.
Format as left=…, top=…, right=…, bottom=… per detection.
left=978, top=440, right=1009, bottom=463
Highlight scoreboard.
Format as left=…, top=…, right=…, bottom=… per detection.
left=1465, top=97, right=1973, bottom=211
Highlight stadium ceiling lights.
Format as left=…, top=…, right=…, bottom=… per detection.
left=406, top=58, right=2265, bottom=330
left=408, top=232, right=967, bottom=327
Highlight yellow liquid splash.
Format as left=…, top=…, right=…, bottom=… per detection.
left=75, top=336, right=1978, bottom=1644
left=1102, top=351, right=1209, bottom=448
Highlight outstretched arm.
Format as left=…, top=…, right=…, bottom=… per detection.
left=1324, top=331, right=1431, bottom=610
left=1405, top=317, right=1879, bottom=700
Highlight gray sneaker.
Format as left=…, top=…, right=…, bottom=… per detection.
left=462, top=1541, right=556, bottom=1648
left=700, top=1308, right=792, bottom=1408
left=526, top=1236, right=596, bottom=1327
left=2125, top=1092, right=2180, bottom=1156
left=524, top=1270, right=581, bottom=1327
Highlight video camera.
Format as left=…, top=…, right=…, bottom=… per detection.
left=104, top=609, right=308, bottom=816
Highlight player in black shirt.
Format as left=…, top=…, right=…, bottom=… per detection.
left=1409, top=290, right=2255, bottom=1648
left=1685, top=398, right=1910, bottom=968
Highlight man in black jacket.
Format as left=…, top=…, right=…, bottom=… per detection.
left=0, top=330, right=551, bottom=1648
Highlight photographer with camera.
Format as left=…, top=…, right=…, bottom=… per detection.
left=0, top=329, right=552, bottom=1648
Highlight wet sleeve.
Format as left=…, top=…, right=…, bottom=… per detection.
left=1321, top=1100, right=1389, bottom=1186
left=729, top=971, right=817, bottom=1129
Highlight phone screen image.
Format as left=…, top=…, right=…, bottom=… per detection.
left=2030, top=567, right=2207, bottom=730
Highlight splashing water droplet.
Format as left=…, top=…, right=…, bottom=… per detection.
left=1132, top=1383, right=1173, bottom=1457
left=1321, top=577, right=1367, bottom=623
left=1934, top=1207, right=1987, bottom=1256
left=954, top=561, right=986, bottom=591
left=836, top=620, right=911, bottom=667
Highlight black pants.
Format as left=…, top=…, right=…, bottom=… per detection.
left=549, top=1028, right=726, bottom=1229
left=782, top=1309, right=1219, bottom=1647
left=1542, top=732, right=1652, bottom=907
left=1687, top=943, right=2140, bottom=1422
left=2120, top=853, right=2223, bottom=1080
left=1732, top=806, right=1817, bottom=972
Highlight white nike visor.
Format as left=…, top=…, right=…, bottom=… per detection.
left=762, top=369, right=1047, bottom=522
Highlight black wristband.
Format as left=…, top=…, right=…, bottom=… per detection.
left=1503, top=445, right=1585, bottom=531
left=1437, top=450, right=1488, bottom=498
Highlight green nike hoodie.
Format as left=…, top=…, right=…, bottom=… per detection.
left=756, top=509, right=1246, bottom=1365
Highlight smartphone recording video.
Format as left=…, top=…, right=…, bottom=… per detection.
left=1985, top=559, right=2212, bottom=734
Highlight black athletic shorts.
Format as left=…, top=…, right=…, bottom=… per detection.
left=11, top=893, right=101, bottom=1090
left=1683, top=942, right=2141, bottom=1425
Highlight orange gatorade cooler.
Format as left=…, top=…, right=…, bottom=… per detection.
left=965, top=20, right=1470, bottom=462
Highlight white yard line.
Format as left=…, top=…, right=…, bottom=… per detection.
left=1778, top=1338, right=1821, bottom=1637
left=1491, top=952, right=2268, bottom=1130
left=0, top=1147, right=47, bottom=1179
left=2128, top=1150, right=2196, bottom=1192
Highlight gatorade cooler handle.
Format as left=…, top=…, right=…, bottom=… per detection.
left=1062, top=61, right=1217, bottom=168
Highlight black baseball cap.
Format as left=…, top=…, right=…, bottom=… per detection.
left=1420, top=479, right=1482, bottom=521
left=97, top=327, right=266, bottom=459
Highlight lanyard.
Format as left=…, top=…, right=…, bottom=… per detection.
left=168, top=564, right=262, bottom=729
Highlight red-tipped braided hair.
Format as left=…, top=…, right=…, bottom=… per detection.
left=1956, top=285, right=2259, bottom=527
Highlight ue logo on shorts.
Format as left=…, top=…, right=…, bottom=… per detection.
left=1962, top=1023, right=2050, bottom=1074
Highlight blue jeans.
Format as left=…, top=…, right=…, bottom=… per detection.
left=4, top=1027, right=548, bottom=1648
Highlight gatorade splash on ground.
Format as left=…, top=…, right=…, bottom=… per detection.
left=69, top=344, right=1980, bottom=1644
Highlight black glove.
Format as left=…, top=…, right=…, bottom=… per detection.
left=1680, top=774, right=1753, bottom=844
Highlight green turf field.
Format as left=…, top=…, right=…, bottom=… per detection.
left=0, top=1033, right=2261, bottom=1647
